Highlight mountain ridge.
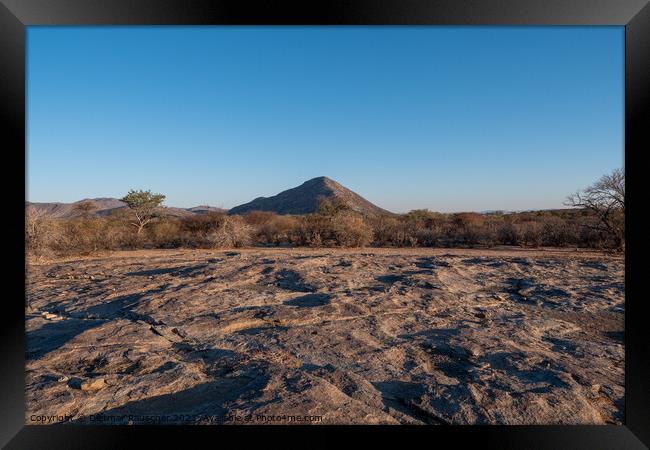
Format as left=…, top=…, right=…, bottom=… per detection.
left=26, top=177, right=393, bottom=218
left=26, top=198, right=227, bottom=219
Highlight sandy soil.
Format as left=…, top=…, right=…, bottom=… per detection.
left=25, top=247, right=624, bottom=425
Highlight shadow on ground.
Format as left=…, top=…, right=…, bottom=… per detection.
left=283, top=293, right=331, bottom=307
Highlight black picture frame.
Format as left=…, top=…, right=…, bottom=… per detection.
left=1, top=0, right=648, bottom=448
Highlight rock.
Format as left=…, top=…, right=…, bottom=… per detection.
left=26, top=248, right=625, bottom=425
left=80, top=378, right=107, bottom=392
left=171, top=327, right=187, bottom=338
left=42, top=312, right=63, bottom=321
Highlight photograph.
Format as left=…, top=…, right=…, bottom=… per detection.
left=25, top=26, right=625, bottom=426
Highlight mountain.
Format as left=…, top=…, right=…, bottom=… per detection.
left=26, top=198, right=127, bottom=219
left=187, top=205, right=228, bottom=215
left=26, top=198, right=225, bottom=219
left=228, top=176, right=392, bottom=216
left=25, top=177, right=388, bottom=218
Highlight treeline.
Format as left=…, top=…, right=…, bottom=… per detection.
left=26, top=204, right=622, bottom=257
left=26, top=169, right=625, bottom=256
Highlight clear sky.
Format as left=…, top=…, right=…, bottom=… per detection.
left=27, top=26, right=623, bottom=213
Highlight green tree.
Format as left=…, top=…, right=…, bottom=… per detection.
left=120, top=189, right=166, bottom=235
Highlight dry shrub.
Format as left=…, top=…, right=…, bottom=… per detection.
left=413, top=228, right=441, bottom=247
left=58, top=218, right=107, bottom=254
left=539, top=215, right=575, bottom=247
left=25, top=204, right=620, bottom=255
left=27, top=216, right=109, bottom=256
left=179, top=212, right=226, bottom=247
left=149, top=219, right=182, bottom=248
left=370, top=216, right=403, bottom=246
left=294, top=212, right=373, bottom=247
left=256, top=214, right=300, bottom=246
left=103, top=217, right=140, bottom=250
left=446, top=213, right=491, bottom=245
left=370, top=215, right=427, bottom=247
left=26, top=213, right=60, bottom=256
left=497, top=222, right=517, bottom=245
left=295, top=215, right=327, bottom=247
left=405, top=209, right=446, bottom=229
left=330, top=213, right=373, bottom=247
left=243, top=211, right=277, bottom=226
left=515, top=221, right=544, bottom=247
left=207, top=215, right=254, bottom=248
left=180, top=212, right=226, bottom=233
left=452, top=212, right=485, bottom=228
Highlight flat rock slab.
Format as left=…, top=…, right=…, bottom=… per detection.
left=25, top=248, right=624, bottom=425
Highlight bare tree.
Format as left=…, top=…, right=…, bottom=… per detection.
left=565, top=168, right=624, bottom=250
left=26, top=208, right=56, bottom=256
left=120, top=190, right=166, bottom=235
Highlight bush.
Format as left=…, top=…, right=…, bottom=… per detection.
left=295, top=215, right=328, bottom=247
left=242, top=210, right=277, bottom=226
left=103, top=215, right=140, bottom=250
left=293, top=211, right=373, bottom=247
left=149, top=219, right=182, bottom=248
left=369, top=216, right=406, bottom=247
left=330, top=213, right=374, bottom=247
left=25, top=204, right=620, bottom=256
left=515, top=221, right=544, bottom=247
left=207, top=215, right=254, bottom=248
left=176, top=212, right=226, bottom=247
left=180, top=212, right=226, bottom=233
left=255, top=214, right=300, bottom=246
left=58, top=218, right=107, bottom=254
left=26, top=213, right=60, bottom=256
left=413, top=228, right=440, bottom=247
left=539, top=216, right=574, bottom=247
left=497, top=222, right=518, bottom=245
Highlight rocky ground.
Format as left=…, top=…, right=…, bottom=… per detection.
left=25, top=247, right=624, bottom=425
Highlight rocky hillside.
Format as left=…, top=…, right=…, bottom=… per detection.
left=229, top=176, right=391, bottom=216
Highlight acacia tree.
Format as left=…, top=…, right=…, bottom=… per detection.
left=565, top=168, right=624, bottom=250
left=120, top=189, right=166, bottom=235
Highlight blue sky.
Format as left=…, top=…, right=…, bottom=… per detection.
left=27, top=26, right=623, bottom=213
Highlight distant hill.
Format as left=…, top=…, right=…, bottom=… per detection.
left=480, top=208, right=579, bottom=215
left=26, top=198, right=126, bottom=219
left=26, top=198, right=225, bottom=219
left=187, top=205, right=228, bottom=215
left=228, top=176, right=392, bottom=216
